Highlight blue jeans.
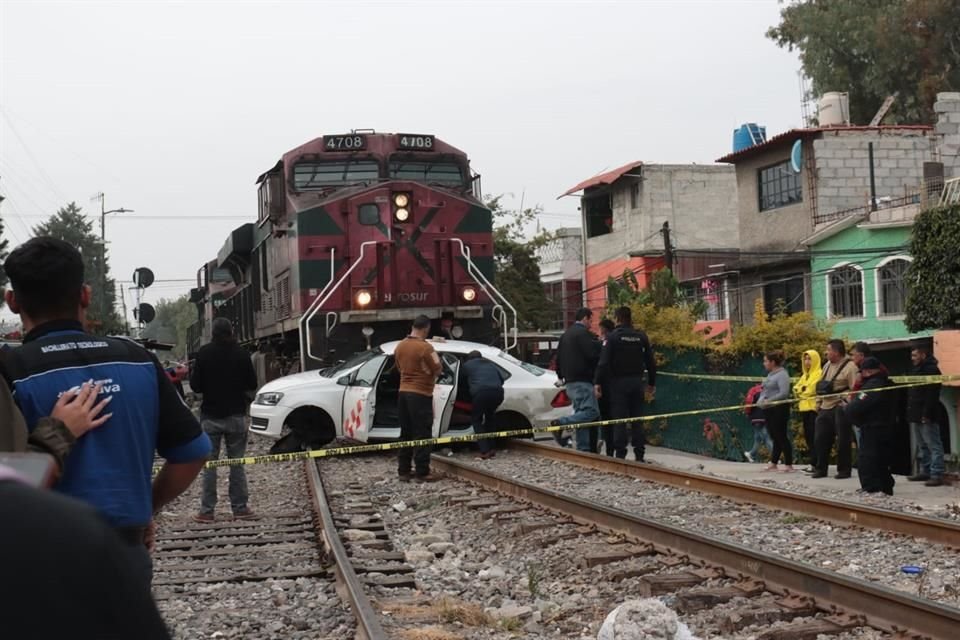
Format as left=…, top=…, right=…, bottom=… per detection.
left=200, top=415, right=250, bottom=515
left=911, top=421, right=945, bottom=477
left=556, top=381, right=600, bottom=452
left=748, top=422, right=773, bottom=459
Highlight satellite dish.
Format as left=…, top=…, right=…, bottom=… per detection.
left=134, top=303, right=156, bottom=324
left=790, top=140, right=802, bottom=174
left=133, top=267, right=155, bottom=289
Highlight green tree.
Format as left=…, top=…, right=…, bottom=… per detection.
left=142, top=295, right=196, bottom=359
left=33, top=202, right=123, bottom=334
left=905, top=204, right=960, bottom=331
left=489, top=196, right=557, bottom=331
left=767, top=0, right=960, bottom=125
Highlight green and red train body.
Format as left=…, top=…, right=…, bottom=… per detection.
left=188, top=131, right=510, bottom=370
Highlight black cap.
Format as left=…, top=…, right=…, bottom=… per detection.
left=860, top=356, right=882, bottom=370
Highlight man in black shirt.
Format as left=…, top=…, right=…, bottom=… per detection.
left=0, top=465, right=172, bottom=640
left=190, top=317, right=259, bottom=522
left=553, top=308, right=601, bottom=452
left=595, top=306, right=656, bottom=461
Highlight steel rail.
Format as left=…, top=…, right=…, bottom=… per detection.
left=431, top=455, right=960, bottom=640
left=305, top=460, right=387, bottom=640
left=507, top=440, right=960, bottom=548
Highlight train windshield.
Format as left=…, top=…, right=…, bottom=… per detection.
left=294, top=161, right=380, bottom=190
left=388, top=161, right=464, bottom=187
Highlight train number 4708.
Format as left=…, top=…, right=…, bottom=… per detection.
left=398, top=134, right=434, bottom=150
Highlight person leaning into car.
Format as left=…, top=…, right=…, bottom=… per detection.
left=394, top=315, right=443, bottom=483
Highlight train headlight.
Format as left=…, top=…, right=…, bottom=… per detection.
left=356, top=290, right=372, bottom=307
left=394, top=208, right=410, bottom=222
left=393, top=193, right=409, bottom=208
left=461, top=286, right=477, bottom=302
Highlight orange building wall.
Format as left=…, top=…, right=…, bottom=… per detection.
left=584, top=257, right=664, bottom=318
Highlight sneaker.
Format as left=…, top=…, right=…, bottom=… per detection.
left=413, top=473, right=443, bottom=483
left=233, top=509, right=257, bottom=520
left=763, top=464, right=778, bottom=472
left=743, top=451, right=754, bottom=463
left=810, top=472, right=827, bottom=479
left=193, top=513, right=215, bottom=523
left=924, top=476, right=944, bottom=487
left=834, top=473, right=851, bottom=480
left=398, top=473, right=413, bottom=483
left=907, top=474, right=930, bottom=482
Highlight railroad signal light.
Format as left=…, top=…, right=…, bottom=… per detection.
left=393, top=192, right=412, bottom=223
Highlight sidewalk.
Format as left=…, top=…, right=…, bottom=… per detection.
left=640, top=444, right=958, bottom=512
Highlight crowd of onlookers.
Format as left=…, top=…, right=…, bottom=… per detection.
left=746, top=339, right=947, bottom=495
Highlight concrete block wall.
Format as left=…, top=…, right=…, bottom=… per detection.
left=583, top=164, right=738, bottom=266
left=813, top=130, right=933, bottom=216
left=935, top=92, right=960, bottom=179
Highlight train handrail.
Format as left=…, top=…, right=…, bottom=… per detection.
left=325, top=311, right=338, bottom=337
left=449, top=238, right=518, bottom=351
left=300, top=243, right=377, bottom=368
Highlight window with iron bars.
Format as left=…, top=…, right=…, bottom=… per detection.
left=829, top=266, right=863, bottom=318
left=877, top=258, right=911, bottom=316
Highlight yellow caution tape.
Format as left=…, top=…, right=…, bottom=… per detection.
left=194, top=378, right=942, bottom=469
left=657, top=371, right=960, bottom=384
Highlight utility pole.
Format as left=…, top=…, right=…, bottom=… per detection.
left=661, top=220, right=674, bottom=272
left=91, top=193, right=134, bottom=331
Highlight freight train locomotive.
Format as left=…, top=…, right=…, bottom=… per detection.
left=186, top=131, right=517, bottom=373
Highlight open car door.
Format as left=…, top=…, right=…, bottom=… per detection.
left=340, top=354, right=388, bottom=442
left=432, top=353, right=460, bottom=439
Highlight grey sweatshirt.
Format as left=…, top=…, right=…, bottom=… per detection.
left=759, top=367, right=791, bottom=406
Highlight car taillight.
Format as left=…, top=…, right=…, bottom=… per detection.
left=551, top=390, right=571, bottom=408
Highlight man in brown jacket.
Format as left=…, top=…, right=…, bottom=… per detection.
left=812, top=339, right=859, bottom=479
left=394, top=315, right=443, bottom=483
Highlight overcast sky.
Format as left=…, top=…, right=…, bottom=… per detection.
left=0, top=0, right=801, bottom=328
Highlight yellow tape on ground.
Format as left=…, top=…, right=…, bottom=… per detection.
left=195, top=379, right=942, bottom=469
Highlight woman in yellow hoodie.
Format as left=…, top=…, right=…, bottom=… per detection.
left=793, top=349, right=822, bottom=473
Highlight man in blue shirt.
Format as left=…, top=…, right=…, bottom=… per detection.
left=1, top=237, right=211, bottom=587
left=461, top=350, right=506, bottom=459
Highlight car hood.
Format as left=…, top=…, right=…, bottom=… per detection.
left=259, top=370, right=337, bottom=393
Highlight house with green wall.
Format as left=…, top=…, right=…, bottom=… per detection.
left=802, top=203, right=931, bottom=344
left=802, top=203, right=956, bottom=466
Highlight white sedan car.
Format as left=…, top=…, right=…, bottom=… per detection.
left=250, top=339, right=572, bottom=451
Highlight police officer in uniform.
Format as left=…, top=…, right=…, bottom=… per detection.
left=595, top=306, right=656, bottom=461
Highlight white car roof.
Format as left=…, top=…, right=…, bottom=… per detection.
left=379, top=339, right=504, bottom=357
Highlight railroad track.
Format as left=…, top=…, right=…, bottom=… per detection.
left=430, top=453, right=960, bottom=639
left=153, top=458, right=385, bottom=639
left=507, top=439, right=960, bottom=547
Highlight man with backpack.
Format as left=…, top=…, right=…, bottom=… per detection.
left=812, top=340, right=859, bottom=479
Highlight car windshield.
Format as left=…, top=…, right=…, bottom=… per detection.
left=497, top=351, right=546, bottom=376
left=320, top=349, right=381, bottom=378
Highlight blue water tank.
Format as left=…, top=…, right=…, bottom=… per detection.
left=732, top=123, right=767, bottom=153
